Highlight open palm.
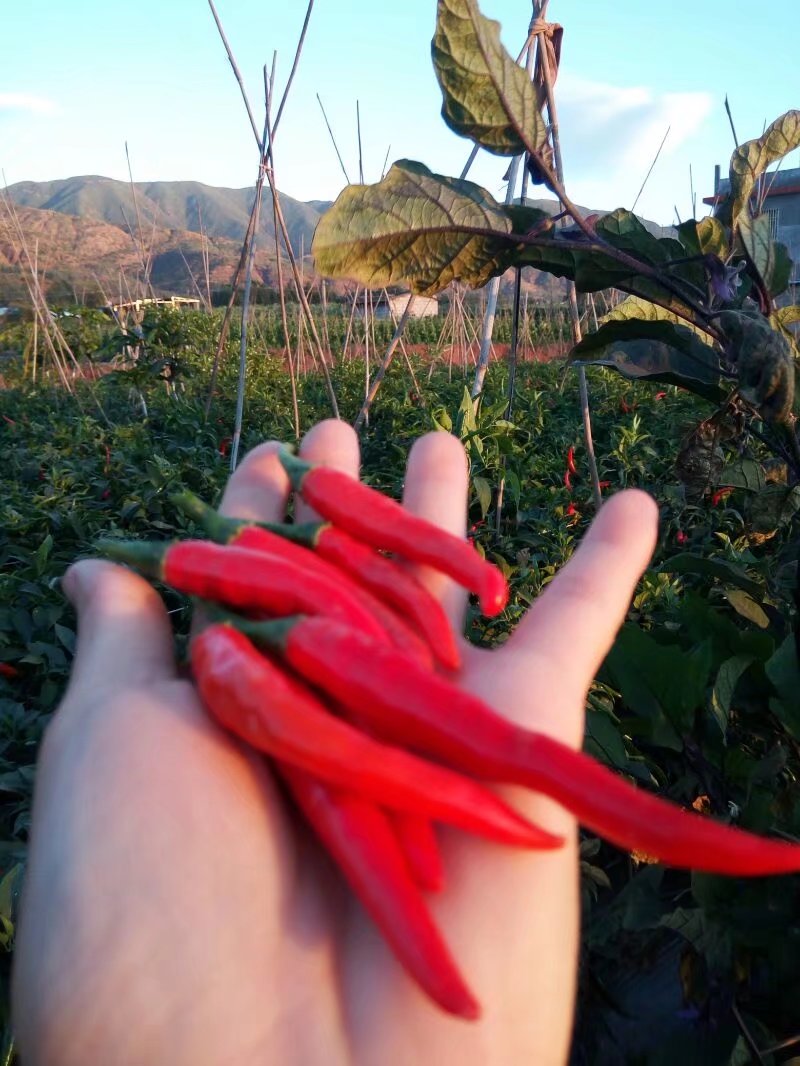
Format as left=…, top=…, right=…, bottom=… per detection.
left=13, top=420, right=657, bottom=1066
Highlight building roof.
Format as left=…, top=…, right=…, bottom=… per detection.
left=703, top=165, right=800, bottom=206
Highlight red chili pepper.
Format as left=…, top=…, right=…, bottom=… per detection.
left=191, top=623, right=560, bottom=850
left=565, top=503, right=578, bottom=517
left=564, top=469, right=573, bottom=491
left=172, top=492, right=452, bottom=669
left=231, top=612, right=800, bottom=877
left=279, top=767, right=478, bottom=1018
left=278, top=451, right=507, bottom=617
left=567, top=446, right=577, bottom=475
left=392, top=814, right=445, bottom=893
left=0, top=664, right=19, bottom=680
left=97, top=539, right=389, bottom=646
left=230, top=524, right=433, bottom=667
left=218, top=436, right=232, bottom=457
left=712, top=488, right=733, bottom=507
left=598, top=480, right=612, bottom=490
left=676, top=530, right=688, bottom=545
left=654, top=391, right=667, bottom=401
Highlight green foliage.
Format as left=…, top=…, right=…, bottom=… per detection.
left=569, top=319, right=725, bottom=403
left=727, top=110, right=800, bottom=223
left=432, top=0, right=549, bottom=158
left=312, top=0, right=800, bottom=490
left=2, top=330, right=800, bottom=1062
left=312, top=160, right=524, bottom=296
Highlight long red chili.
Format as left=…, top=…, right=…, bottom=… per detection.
left=233, top=612, right=800, bottom=878
left=171, top=493, right=435, bottom=669
left=191, top=623, right=562, bottom=850
left=392, top=814, right=445, bottom=893
left=173, top=490, right=460, bottom=671
left=278, top=451, right=508, bottom=617
left=97, top=538, right=388, bottom=645
left=279, top=766, right=479, bottom=1019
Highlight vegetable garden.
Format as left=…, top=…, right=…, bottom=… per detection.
left=1, top=0, right=800, bottom=1060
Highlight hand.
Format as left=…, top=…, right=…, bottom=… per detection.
left=12, top=420, right=657, bottom=1066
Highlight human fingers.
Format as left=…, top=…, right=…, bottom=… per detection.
left=400, top=431, right=470, bottom=629
left=504, top=489, right=658, bottom=713
left=60, top=559, right=177, bottom=702
left=295, top=419, right=360, bottom=523
left=219, top=441, right=291, bottom=522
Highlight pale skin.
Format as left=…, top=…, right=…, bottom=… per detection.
left=12, top=420, right=658, bottom=1066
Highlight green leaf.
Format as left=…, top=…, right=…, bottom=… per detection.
left=769, top=241, right=793, bottom=297
left=569, top=319, right=724, bottom=403
left=739, top=212, right=775, bottom=291
left=710, top=654, right=755, bottom=734
left=503, top=468, right=521, bottom=508
left=718, top=458, right=766, bottom=492
left=472, top=475, right=492, bottom=517
left=766, top=636, right=800, bottom=731
left=774, top=305, right=800, bottom=328
left=312, top=160, right=519, bottom=296
left=696, top=216, right=730, bottom=259
left=432, top=0, right=548, bottom=157
left=718, top=309, right=795, bottom=423
left=584, top=706, right=629, bottom=769
left=729, top=109, right=800, bottom=222
left=503, top=204, right=551, bottom=234
left=657, top=553, right=764, bottom=599
left=603, top=293, right=713, bottom=341
left=605, top=625, right=713, bottom=740
left=596, top=209, right=680, bottom=268
left=724, top=589, right=770, bottom=629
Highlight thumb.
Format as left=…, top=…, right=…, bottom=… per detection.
left=61, top=559, right=177, bottom=701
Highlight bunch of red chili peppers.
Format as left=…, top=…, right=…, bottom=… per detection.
left=98, top=448, right=800, bottom=1021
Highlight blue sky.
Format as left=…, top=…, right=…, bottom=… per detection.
left=1, top=0, right=798, bottom=226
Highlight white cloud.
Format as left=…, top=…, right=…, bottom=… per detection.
left=556, top=75, right=713, bottom=171
left=535, top=75, right=715, bottom=221
left=0, top=92, right=59, bottom=116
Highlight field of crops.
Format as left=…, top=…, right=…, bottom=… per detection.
left=0, top=305, right=799, bottom=1063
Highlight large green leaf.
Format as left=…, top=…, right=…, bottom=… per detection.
left=718, top=309, right=795, bottom=423
left=604, top=293, right=713, bottom=341
left=596, top=209, right=684, bottom=268
left=738, top=212, right=792, bottom=298
left=605, top=624, right=713, bottom=742
left=676, top=217, right=731, bottom=275
left=569, top=319, right=724, bottom=402
left=312, top=160, right=519, bottom=295
left=432, top=0, right=548, bottom=156
left=696, top=217, right=730, bottom=259
left=657, top=553, right=764, bottom=599
left=710, top=654, right=755, bottom=735
left=517, top=214, right=704, bottom=321
left=766, top=635, right=800, bottom=733
left=729, top=109, right=800, bottom=222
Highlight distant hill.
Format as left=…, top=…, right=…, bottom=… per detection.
left=4, top=176, right=327, bottom=257
left=0, top=175, right=671, bottom=306
left=0, top=203, right=291, bottom=305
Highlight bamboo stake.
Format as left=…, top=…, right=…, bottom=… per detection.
left=536, top=2, right=602, bottom=510
left=353, top=296, right=414, bottom=431
left=203, top=197, right=257, bottom=418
